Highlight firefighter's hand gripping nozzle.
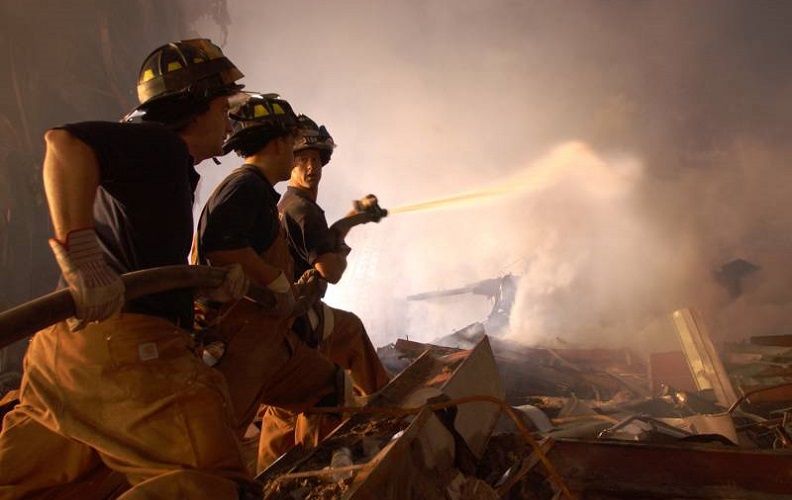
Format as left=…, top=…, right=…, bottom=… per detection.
left=353, top=194, right=388, bottom=223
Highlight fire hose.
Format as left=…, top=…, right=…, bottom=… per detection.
left=0, top=197, right=391, bottom=349
left=0, top=265, right=228, bottom=349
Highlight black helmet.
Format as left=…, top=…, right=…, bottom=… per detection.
left=222, top=93, right=300, bottom=156
left=293, top=115, right=336, bottom=166
left=137, top=39, right=243, bottom=106
left=123, top=39, right=243, bottom=123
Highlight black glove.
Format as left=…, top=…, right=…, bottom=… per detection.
left=353, top=194, right=387, bottom=223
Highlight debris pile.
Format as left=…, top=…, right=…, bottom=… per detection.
left=3, top=306, right=792, bottom=498
left=259, top=337, right=507, bottom=499
left=366, top=320, right=792, bottom=498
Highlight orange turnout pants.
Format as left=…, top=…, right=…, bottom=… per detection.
left=209, top=299, right=340, bottom=437
left=0, top=314, right=253, bottom=500
left=257, top=305, right=390, bottom=472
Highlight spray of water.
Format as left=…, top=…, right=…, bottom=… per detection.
left=386, top=141, right=638, bottom=217
left=387, top=188, right=512, bottom=215
left=337, top=141, right=653, bottom=349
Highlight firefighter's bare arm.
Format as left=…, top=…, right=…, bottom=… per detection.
left=42, top=129, right=125, bottom=329
left=320, top=194, right=387, bottom=283
left=313, top=252, right=347, bottom=284
left=43, top=129, right=100, bottom=240
left=203, top=247, right=282, bottom=285
left=205, top=247, right=295, bottom=315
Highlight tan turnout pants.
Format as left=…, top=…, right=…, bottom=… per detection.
left=210, top=299, right=339, bottom=438
left=0, top=315, right=253, bottom=500
left=257, top=305, right=390, bottom=472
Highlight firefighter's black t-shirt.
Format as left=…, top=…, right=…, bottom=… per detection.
left=57, top=121, right=199, bottom=327
left=277, top=186, right=336, bottom=280
left=196, top=165, right=280, bottom=260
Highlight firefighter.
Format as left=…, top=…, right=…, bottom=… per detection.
left=0, top=40, right=257, bottom=498
left=193, top=95, right=343, bottom=464
left=257, top=115, right=390, bottom=471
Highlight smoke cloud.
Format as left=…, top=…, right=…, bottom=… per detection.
left=193, top=0, right=792, bottom=352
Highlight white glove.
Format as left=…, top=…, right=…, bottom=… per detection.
left=200, top=263, right=249, bottom=303
left=245, top=270, right=296, bottom=317
left=265, top=270, right=296, bottom=317
left=49, top=228, right=125, bottom=331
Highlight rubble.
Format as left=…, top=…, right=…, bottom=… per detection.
left=258, top=337, right=512, bottom=499
left=2, top=302, right=792, bottom=497
left=364, top=305, right=792, bottom=498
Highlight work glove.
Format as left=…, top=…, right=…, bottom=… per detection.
left=292, top=268, right=327, bottom=316
left=198, top=263, right=249, bottom=303
left=353, top=194, right=387, bottom=223
left=48, top=228, right=125, bottom=331
left=200, top=339, right=227, bottom=367
left=247, top=270, right=296, bottom=317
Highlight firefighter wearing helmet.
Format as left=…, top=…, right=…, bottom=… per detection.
left=292, top=114, right=336, bottom=165
left=256, top=115, right=391, bottom=471
left=0, top=39, right=259, bottom=498
left=194, top=94, right=347, bottom=458
left=127, top=38, right=244, bottom=126
left=221, top=92, right=300, bottom=155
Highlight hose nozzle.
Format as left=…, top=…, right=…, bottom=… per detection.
left=354, top=194, right=388, bottom=222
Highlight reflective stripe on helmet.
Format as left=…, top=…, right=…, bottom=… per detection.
left=135, top=39, right=244, bottom=107
left=222, top=93, right=300, bottom=155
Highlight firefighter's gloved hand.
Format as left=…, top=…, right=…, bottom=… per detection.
left=297, top=268, right=327, bottom=300
left=199, top=263, right=249, bottom=303
left=264, top=271, right=296, bottom=316
left=292, top=269, right=327, bottom=316
left=353, top=194, right=387, bottom=223
left=49, top=228, right=125, bottom=331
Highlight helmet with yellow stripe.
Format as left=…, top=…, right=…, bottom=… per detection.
left=123, top=39, right=243, bottom=125
left=137, top=39, right=243, bottom=106
left=223, top=93, right=300, bottom=156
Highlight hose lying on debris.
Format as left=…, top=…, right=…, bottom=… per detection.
left=308, top=394, right=576, bottom=499
left=727, top=381, right=792, bottom=415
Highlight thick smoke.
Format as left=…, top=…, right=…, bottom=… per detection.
left=194, top=0, right=792, bottom=351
